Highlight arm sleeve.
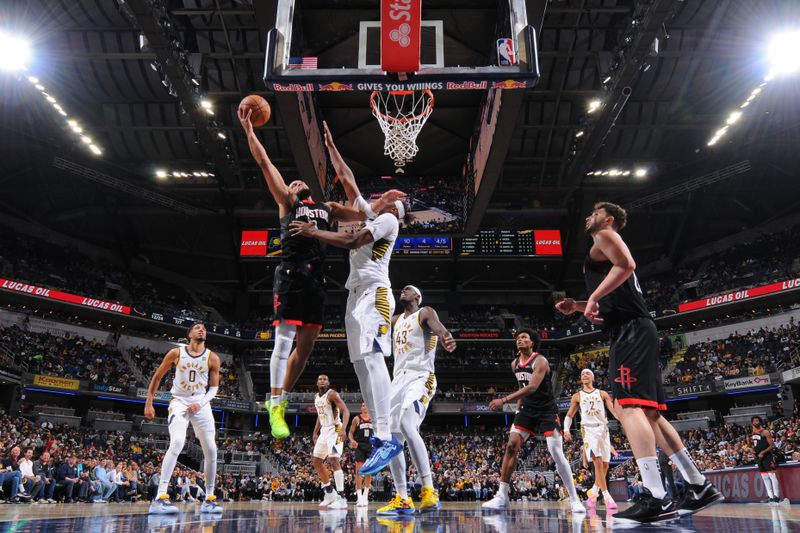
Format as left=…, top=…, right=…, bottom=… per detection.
left=365, top=213, right=398, bottom=242
left=197, top=386, right=219, bottom=409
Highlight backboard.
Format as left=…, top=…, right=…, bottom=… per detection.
left=264, top=0, right=539, bottom=92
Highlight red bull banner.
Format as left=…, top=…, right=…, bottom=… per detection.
left=0, top=278, right=131, bottom=315
left=381, top=0, right=421, bottom=73
left=678, top=276, right=800, bottom=312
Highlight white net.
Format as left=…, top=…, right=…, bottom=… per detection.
left=370, top=90, right=434, bottom=172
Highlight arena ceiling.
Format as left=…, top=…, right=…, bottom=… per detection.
left=1, top=0, right=800, bottom=300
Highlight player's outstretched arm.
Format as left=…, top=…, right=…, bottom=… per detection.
left=554, top=298, right=588, bottom=315
left=419, top=307, right=456, bottom=352
left=144, top=348, right=180, bottom=419
left=290, top=211, right=396, bottom=250
left=323, top=121, right=361, bottom=205
left=239, top=108, right=293, bottom=211
left=329, top=390, right=350, bottom=441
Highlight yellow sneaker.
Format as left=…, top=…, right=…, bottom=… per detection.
left=377, top=494, right=415, bottom=515
left=269, top=402, right=290, bottom=439
left=377, top=517, right=415, bottom=533
left=418, top=486, right=440, bottom=513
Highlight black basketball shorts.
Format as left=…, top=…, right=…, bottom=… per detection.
left=272, top=262, right=326, bottom=329
left=511, top=406, right=560, bottom=440
left=758, top=453, right=778, bottom=473
left=354, top=445, right=372, bottom=464
left=607, top=317, right=666, bottom=411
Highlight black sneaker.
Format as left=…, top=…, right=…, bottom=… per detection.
left=613, top=490, right=678, bottom=523
left=676, top=480, right=725, bottom=516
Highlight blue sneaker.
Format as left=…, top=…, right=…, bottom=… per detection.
left=200, top=495, right=224, bottom=514
left=148, top=494, right=179, bottom=514
left=359, top=436, right=403, bottom=476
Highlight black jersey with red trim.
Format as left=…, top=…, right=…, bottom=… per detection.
left=513, top=352, right=555, bottom=413
left=584, top=257, right=651, bottom=328
left=752, top=429, right=773, bottom=456
left=354, top=416, right=373, bottom=445
left=279, top=198, right=332, bottom=264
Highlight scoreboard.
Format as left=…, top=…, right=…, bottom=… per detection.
left=458, top=229, right=562, bottom=256
left=394, top=236, right=452, bottom=255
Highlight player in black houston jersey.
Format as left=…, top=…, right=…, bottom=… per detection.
left=483, top=329, right=584, bottom=513
left=751, top=416, right=787, bottom=504
left=348, top=402, right=374, bottom=506
left=555, top=202, right=723, bottom=523
left=239, top=109, right=404, bottom=440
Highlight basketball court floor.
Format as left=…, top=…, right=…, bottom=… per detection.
left=0, top=501, right=797, bottom=532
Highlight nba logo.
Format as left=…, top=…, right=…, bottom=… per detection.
left=497, top=38, right=516, bottom=66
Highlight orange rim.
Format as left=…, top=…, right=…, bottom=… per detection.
left=370, top=89, right=434, bottom=124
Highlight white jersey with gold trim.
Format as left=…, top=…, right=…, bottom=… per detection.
left=170, top=345, right=210, bottom=398
left=393, top=309, right=437, bottom=374
left=345, top=213, right=399, bottom=290
left=314, top=389, right=341, bottom=430
left=579, top=388, right=608, bottom=427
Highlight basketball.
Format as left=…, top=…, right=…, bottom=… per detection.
left=239, top=94, right=271, bottom=127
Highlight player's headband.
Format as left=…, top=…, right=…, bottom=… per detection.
left=394, top=200, right=406, bottom=219
left=406, top=285, right=422, bottom=304
left=581, top=369, right=594, bottom=379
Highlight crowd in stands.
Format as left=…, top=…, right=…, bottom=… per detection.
left=0, top=325, right=134, bottom=387
left=663, top=321, right=799, bottom=385
left=645, top=223, right=800, bottom=314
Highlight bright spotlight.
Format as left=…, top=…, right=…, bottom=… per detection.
left=575, top=130, right=584, bottom=138
left=634, top=168, right=647, bottom=178
left=0, top=32, right=31, bottom=71
left=155, top=170, right=167, bottom=179
left=767, top=30, right=800, bottom=76
left=726, top=111, right=742, bottom=125
left=588, top=99, right=601, bottom=113
left=200, top=100, right=212, bottom=109
left=88, top=144, right=102, bottom=155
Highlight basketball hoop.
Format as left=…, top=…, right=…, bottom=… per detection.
left=370, top=89, right=434, bottom=173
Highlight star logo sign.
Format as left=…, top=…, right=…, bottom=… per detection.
left=389, top=23, right=412, bottom=48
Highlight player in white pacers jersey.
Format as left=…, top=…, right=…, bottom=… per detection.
left=290, top=122, right=408, bottom=477
left=378, top=285, right=456, bottom=516
left=145, top=323, right=223, bottom=514
left=312, top=374, right=350, bottom=509
left=564, top=369, right=619, bottom=509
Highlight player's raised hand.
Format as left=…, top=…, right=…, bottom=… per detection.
left=322, top=121, right=335, bottom=150
left=563, top=431, right=572, bottom=443
left=238, top=108, right=254, bottom=133
left=555, top=298, right=577, bottom=315
left=144, top=403, right=155, bottom=420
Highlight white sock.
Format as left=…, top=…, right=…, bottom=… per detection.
left=768, top=472, right=780, bottom=498
left=637, top=456, right=666, bottom=499
left=761, top=474, right=775, bottom=498
left=669, top=448, right=706, bottom=485
left=603, top=490, right=614, bottom=502
left=546, top=435, right=580, bottom=502
left=498, top=481, right=509, bottom=499
left=333, top=469, right=344, bottom=493
left=270, top=395, right=281, bottom=408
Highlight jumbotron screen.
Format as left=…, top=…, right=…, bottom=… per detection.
left=458, top=229, right=562, bottom=257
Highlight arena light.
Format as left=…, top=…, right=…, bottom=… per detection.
left=0, top=31, right=31, bottom=71
left=217, top=132, right=226, bottom=140
left=157, top=168, right=215, bottom=180
left=27, top=77, right=103, bottom=156
left=726, top=111, right=742, bottom=125
left=767, top=30, right=800, bottom=76
left=634, top=168, right=647, bottom=178
left=155, top=169, right=168, bottom=179
left=587, top=99, right=602, bottom=113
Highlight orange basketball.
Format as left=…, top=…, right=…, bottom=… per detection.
left=239, top=94, right=271, bottom=127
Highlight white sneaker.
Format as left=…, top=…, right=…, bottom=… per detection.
left=570, top=499, right=586, bottom=513
left=357, top=493, right=368, bottom=507
left=482, top=494, right=509, bottom=511
left=320, top=490, right=338, bottom=507
left=780, top=498, right=791, bottom=506
left=328, top=494, right=348, bottom=510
